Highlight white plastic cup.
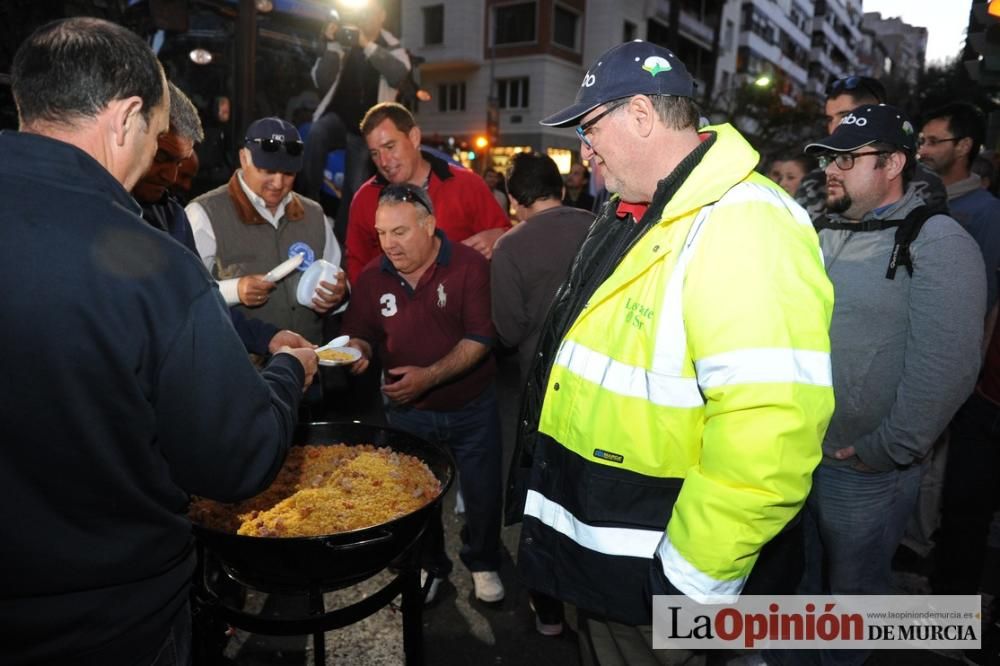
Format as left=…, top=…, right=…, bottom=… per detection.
left=296, top=259, right=339, bottom=306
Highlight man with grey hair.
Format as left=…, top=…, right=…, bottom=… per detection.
left=0, top=17, right=316, bottom=665
left=134, top=81, right=205, bottom=247
left=513, top=40, right=835, bottom=663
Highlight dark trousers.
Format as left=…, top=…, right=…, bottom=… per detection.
left=577, top=609, right=704, bottom=666
left=150, top=602, right=192, bottom=666
left=385, top=385, right=504, bottom=575
left=934, top=391, right=1000, bottom=594
left=300, top=112, right=372, bottom=243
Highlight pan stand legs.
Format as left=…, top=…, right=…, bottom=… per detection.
left=309, top=587, right=326, bottom=666
left=399, top=541, right=424, bottom=666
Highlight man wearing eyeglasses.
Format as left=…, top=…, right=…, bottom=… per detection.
left=187, top=117, right=347, bottom=344
left=794, top=75, right=948, bottom=221
left=512, top=41, right=835, bottom=663
left=776, top=104, right=986, bottom=666
left=919, top=104, right=1000, bottom=639
left=919, top=102, right=1000, bottom=314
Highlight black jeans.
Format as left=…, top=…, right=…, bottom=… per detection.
left=934, top=391, right=1000, bottom=594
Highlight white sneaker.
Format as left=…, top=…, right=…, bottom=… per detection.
left=535, top=615, right=564, bottom=636
left=420, top=570, right=445, bottom=605
left=529, top=598, right=564, bottom=636
left=471, top=570, right=505, bottom=603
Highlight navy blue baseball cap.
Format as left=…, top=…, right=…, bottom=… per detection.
left=805, top=104, right=917, bottom=155
left=244, top=117, right=305, bottom=172
left=539, top=40, right=695, bottom=128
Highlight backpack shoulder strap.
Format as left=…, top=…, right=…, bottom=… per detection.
left=886, top=204, right=945, bottom=280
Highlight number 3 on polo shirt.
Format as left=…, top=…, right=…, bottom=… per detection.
left=380, top=293, right=398, bottom=317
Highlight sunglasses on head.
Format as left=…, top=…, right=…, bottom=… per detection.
left=825, top=76, right=885, bottom=103
left=245, top=137, right=305, bottom=156
left=382, top=185, right=434, bottom=215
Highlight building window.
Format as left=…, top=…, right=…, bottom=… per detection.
left=423, top=5, right=444, bottom=46
left=741, top=5, right=776, bottom=45
left=497, top=77, right=530, bottom=109
left=553, top=5, right=580, bottom=51
left=723, top=19, right=734, bottom=53
left=623, top=20, right=637, bottom=42
left=494, top=2, right=536, bottom=45
left=437, top=82, right=466, bottom=112
left=646, top=18, right=669, bottom=47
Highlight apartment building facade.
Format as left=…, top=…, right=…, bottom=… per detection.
left=399, top=0, right=921, bottom=168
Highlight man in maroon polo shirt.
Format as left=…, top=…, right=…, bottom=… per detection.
left=343, top=183, right=505, bottom=605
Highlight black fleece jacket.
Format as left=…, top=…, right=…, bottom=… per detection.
left=0, top=130, right=303, bottom=665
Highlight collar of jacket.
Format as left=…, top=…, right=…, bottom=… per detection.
left=225, top=172, right=305, bottom=226
left=373, top=150, right=454, bottom=187
left=946, top=174, right=982, bottom=201
left=655, top=123, right=759, bottom=223
left=0, top=130, right=142, bottom=217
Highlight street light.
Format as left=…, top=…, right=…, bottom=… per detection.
left=754, top=75, right=771, bottom=87
left=189, top=48, right=214, bottom=65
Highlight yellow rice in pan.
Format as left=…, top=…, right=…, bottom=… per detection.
left=189, top=444, right=440, bottom=537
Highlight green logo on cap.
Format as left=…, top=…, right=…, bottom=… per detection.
left=642, top=56, right=672, bottom=77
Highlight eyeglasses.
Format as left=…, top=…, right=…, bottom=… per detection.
left=576, top=100, right=627, bottom=148
left=245, top=137, right=305, bottom=156
left=917, top=135, right=963, bottom=148
left=817, top=150, right=890, bottom=171
left=825, top=75, right=885, bottom=103
left=380, top=184, right=434, bottom=215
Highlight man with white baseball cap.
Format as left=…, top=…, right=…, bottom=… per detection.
left=508, top=40, right=836, bottom=664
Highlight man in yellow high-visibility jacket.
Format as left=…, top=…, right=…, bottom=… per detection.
left=508, top=41, right=836, bottom=664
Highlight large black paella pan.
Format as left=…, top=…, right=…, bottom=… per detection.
left=192, top=421, right=455, bottom=592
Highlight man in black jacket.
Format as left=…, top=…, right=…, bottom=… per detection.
left=300, top=0, right=410, bottom=241
left=0, top=18, right=317, bottom=666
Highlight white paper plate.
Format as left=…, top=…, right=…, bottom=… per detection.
left=316, top=346, right=361, bottom=367
left=264, top=253, right=304, bottom=282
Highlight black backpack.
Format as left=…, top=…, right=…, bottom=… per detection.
left=814, top=204, right=947, bottom=280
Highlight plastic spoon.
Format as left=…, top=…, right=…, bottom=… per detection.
left=315, top=334, right=350, bottom=353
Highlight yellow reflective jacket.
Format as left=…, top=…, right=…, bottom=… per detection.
left=517, top=124, right=834, bottom=622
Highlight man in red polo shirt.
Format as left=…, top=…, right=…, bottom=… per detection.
left=343, top=183, right=505, bottom=605
left=344, top=102, right=510, bottom=283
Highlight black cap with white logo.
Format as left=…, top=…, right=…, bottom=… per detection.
left=805, top=104, right=917, bottom=154
left=539, top=40, right=695, bottom=128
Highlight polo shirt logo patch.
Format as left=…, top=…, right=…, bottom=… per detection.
left=380, top=293, right=398, bottom=317
left=437, top=283, right=447, bottom=308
